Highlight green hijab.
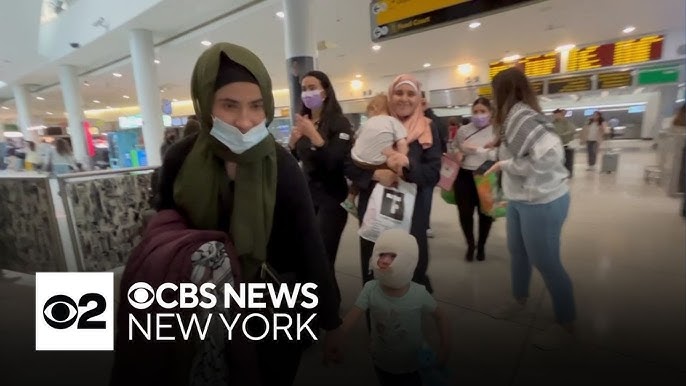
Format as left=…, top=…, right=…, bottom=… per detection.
left=173, top=43, right=277, bottom=281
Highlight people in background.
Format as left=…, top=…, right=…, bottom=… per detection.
left=485, top=68, right=575, bottom=350
left=0, top=124, right=6, bottom=170
left=340, top=229, right=450, bottom=386
left=182, top=116, right=201, bottom=137
left=289, top=70, right=353, bottom=302
left=580, top=111, right=607, bottom=171
left=159, top=128, right=178, bottom=158
left=552, top=108, right=577, bottom=177
left=24, top=141, right=42, bottom=171
left=47, top=138, right=78, bottom=175
left=346, top=74, right=441, bottom=293
left=450, top=97, right=496, bottom=261
left=447, top=117, right=460, bottom=142
left=116, top=43, right=342, bottom=386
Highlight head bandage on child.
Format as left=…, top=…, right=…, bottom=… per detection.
left=370, top=229, right=418, bottom=289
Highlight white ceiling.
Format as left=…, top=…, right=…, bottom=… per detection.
left=0, top=0, right=685, bottom=122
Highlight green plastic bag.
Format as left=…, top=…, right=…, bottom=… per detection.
left=473, top=173, right=507, bottom=218
left=440, top=188, right=456, bottom=205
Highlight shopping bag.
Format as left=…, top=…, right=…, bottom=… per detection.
left=437, top=154, right=460, bottom=191
left=440, top=189, right=456, bottom=205
left=473, top=173, right=507, bottom=218
left=358, top=180, right=417, bottom=242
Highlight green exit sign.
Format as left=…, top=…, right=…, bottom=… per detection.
left=638, top=66, right=680, bottom=85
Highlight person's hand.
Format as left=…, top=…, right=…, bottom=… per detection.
left=462, top=143, right=478, bottom=153
left=484, top=161, right=503, bottom=175
left=288, top=127, right=303, bottom=149
left=386, top=153, right=409, bottom=175
left=373, top=169, right=399, bottom=187
left=294, top=114, right=317, bottom=139
left=322, top=327, right=344, bottom=365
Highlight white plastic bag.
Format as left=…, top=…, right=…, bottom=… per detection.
left=358, top=180, right=417, bottom=242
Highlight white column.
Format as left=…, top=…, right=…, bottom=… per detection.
left=282, top=0, right=317, bottom=123
left=129, top=29, right=163, bottom=167
left=12, top=84, right=32, bottom=139
left=58, top=65, right=89, bottom=166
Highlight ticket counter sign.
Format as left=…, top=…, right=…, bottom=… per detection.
left=370, top=0, right=537, bottom=42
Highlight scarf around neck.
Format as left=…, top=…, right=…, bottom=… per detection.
left=173, top=42, right=277, bottom=281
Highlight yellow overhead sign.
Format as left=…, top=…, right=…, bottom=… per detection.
left=373, top=0, right=468, bottom=26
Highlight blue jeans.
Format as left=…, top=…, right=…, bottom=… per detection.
left=507, top=193, right=575, bottom=324
left=586, top=141, right=599, bottom=166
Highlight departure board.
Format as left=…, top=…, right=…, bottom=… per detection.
left=489, top=53, right=560, bottom=79
left=530, top=80, right=544, bottom=95
left=548, top=75, right=592, bottom=94
left=567, top=35, right=663, bottom=72
left=597, top=71, right=633, bottom=89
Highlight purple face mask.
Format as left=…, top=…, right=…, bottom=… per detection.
left=301, top=90, right=324, bottom=110
left=472, top=113, right=491, bottom=129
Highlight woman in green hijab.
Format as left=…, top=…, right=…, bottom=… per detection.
left=155, top=43, right=342, bottom=385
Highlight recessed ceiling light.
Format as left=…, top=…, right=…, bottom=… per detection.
left=160, top=89, right=165, bottom=93
left=457, top=63, right=474, bottom=76
left=1, top=106, right=9, bottom=110
left=423, top=63, right=431, bottom=68
left=623, top=26, right=636, bottom=34
left=154, top=59, right=160, bottom=64
left=93, top=100, right=100, bottom=104
left=469, top=21, right=481, bottom=29
left=555, top=44, right=576, bottom=52
left=122, top=95, right=130, bottom=99
left=350, top=80, right=363, bottom=90
left=201, top=40, right=212, bottom=46
left=372, top=44, right=381, bottom=51
left=36, top=96, right=45, bottom=100
left=46, top=112, right=53, bottom=115
left=355, top=74, right=362, bottom=78
left=503, top=54, right=521, bottom=62
left=113, top=72, right=122, bottom=78
left=276, top=11, right=285, bottom=18
left=83, top=81, right=90, bottom=86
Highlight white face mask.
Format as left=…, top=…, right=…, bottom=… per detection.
left=209, top=117, right=269, bottom=154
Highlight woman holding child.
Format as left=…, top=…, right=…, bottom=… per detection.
left=346, top=74, right=441, bottom=293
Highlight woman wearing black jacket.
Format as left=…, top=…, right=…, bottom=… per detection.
left=345, top=74, right=441, bottom=293
left=150, top=43, right=341, bottom=386
left=289, top=70, right=353, bottom=300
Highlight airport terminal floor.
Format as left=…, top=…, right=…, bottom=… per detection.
left=1, top=141, right=684, bottom=385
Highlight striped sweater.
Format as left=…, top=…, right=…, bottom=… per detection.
left=498, top=102, right=569, bottom=204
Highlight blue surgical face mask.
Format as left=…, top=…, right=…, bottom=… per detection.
left=209, top=117, right=269, bottom=154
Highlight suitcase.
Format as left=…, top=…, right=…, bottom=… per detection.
left=601, top=151, right=619, bottom=173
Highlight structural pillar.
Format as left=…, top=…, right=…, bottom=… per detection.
left=129, top=29, right=164, bottom=167
left=282, top=0, right=317, bottom=123
left=58, top=65, right=89, bottom=167
left=12, top=84, right=32, bottom=139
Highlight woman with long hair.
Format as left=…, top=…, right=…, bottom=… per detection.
left=48, top=138, right=77, bottom=174
left=289, top=70, right=353, bottom=301
left=485, top=68, right=575, bottom=350
left=581, top=111, right=607, bottom=170
left=450, top=97, right=496, bottom=261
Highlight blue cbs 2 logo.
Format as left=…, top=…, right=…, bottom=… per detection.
left=42, top=293, right=107, bottom=330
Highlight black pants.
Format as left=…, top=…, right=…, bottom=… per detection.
left=374, top=366, right=422, bottom=386
left=314, top=197, right=348, bottom=301
left=587, top=141, right=599, bottom=166
left=563, top=146, right=574, bottom=177
left=453, top=168, right=493, bottom=249
left=256, top=339, right=304, bottom=386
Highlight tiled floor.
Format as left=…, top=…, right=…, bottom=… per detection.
left=1, top=143, right=684, bottom=385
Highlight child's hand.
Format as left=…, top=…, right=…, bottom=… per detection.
left=386, top=153, right=409, bottom=174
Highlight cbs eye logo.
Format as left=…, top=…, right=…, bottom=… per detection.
left=127, top=282, right=155, bottom=310
left=42, top=293, right=107, bottom=330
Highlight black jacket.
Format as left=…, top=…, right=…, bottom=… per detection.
left=425, top=108, right=447, bottom=153
left=156, top=134, right=342, bottom=330
left=292, top=115, right=353, bottom=204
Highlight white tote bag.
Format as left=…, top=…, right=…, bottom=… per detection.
left=358, top=180, right=417, bottom=242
